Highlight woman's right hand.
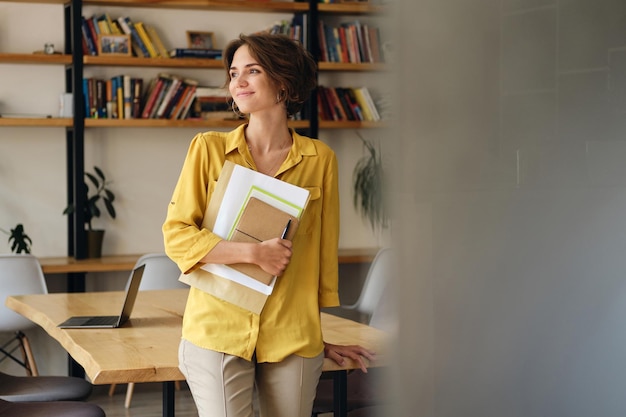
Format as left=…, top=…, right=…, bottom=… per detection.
left=256, top=238, right=292, bottom=276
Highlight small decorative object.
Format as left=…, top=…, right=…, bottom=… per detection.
left=63, top=166, right=116, bottom=258
left=187, top=31, right=216, bottom=49
left=98, top=34, right=131, bottom=56
left=44, top=43, right=55, bottom=54
left=0, top=223, right=32, bottom=254
left=352, top=133, right=388, bottom=233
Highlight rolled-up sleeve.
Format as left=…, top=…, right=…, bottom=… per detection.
left=162, top=133, right=223, bottom=273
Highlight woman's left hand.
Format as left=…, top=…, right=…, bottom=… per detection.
left=323, top=342, right=376, bottom=373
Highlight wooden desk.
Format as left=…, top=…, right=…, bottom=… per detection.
left=6, top=289, right=387, bottom=417
left=39, top=248, right=379, bottom=274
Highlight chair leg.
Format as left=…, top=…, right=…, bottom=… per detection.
left=108, top=383, right=117, bottom=397
left=124, top=383, right=135, bottom=408
left=123, top=381, right=179, bottom=409
left=17, top=331, right=38, bottom=376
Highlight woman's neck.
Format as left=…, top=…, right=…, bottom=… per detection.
left=245, top=113, right=291, bottom=154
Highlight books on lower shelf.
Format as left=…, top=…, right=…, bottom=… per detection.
left=83, top=73, right=199, bottom=120
left=317, top=85, right=381, bottom=122
left=82, top=13, right=169, bottom=58
left=188, top=86, right=235, bottom=120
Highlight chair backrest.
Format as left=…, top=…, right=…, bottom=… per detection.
left=0, top=254, right=48, bottom=332
left=344, top=248, right=393, bottom=317
left=134, top=253, right=186, bottom=290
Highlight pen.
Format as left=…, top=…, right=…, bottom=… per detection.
left=281, top=219, right=292, bottom=239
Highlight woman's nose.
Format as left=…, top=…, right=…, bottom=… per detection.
left=236, top=74, right=248, bottom=86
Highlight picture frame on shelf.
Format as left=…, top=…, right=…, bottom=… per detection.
left=98, top=34, right=131, bottom=56
left=187, top=31, right=216, bottom=49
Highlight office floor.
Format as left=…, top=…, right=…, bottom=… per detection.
left=87, top=383, right=334, bottom=417
left=88, top=383, right=198, bottom=417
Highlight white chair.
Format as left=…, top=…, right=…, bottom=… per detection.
left=108, top=253, right=185, bottom=408
left=342, top=248, right=393, bottom=322
left=0, top=254, right=48, bottom=376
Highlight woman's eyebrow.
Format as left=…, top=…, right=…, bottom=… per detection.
left=230, top=63, right=261, bottom=70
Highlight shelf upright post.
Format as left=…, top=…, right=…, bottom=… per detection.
left=65, top=0, right=87, bottom=263
left=308, top=0, right=319, bottom=138
left=64, top=0, right=88, bottom=379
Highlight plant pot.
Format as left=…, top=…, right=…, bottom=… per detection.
left=86, top=230, right=105, bottom=259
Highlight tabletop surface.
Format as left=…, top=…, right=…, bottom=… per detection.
left=6, top=289, right=388, bottom=385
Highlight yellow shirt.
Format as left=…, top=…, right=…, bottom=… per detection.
left=162, top=124, right=340, bottom=362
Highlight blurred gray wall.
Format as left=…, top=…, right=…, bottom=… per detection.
left=391, top=0, right=626, bottom=416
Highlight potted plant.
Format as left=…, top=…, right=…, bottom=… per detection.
left=63, top=166, right=116, bottom=258
left=0, top=223, right=32, bottom=254
left=352, top=133, right=389, bottom=235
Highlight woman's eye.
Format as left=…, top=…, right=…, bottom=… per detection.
left=230, top=72, right=238, bottom=78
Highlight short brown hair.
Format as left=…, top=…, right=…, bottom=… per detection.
left=224, top=33, right=317, bottom=116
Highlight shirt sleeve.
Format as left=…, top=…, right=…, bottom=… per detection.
left=162, top=133, right=223, bottom=274
left=318, top=151, right=341, bottom=308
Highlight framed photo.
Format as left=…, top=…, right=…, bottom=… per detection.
left=187, top=31, right=216, bottom=49
left=98, top=34, right=131, bottom=56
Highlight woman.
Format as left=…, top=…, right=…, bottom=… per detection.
left=163, top=32, right=375, bottom=417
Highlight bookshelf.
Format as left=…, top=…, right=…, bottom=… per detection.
left=0, top=0, right=385, bottom=260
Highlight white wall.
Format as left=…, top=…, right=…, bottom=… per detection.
left=391, top=0, right=626, bottom=416
left=0, top=3, right=383, bottom=375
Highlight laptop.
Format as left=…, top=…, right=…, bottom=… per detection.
left=57, top=264, right=145, bottom=329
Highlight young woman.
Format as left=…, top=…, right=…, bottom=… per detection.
left=163, top=32, right=375, bottom=417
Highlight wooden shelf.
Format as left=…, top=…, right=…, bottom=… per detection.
left=84, top=55, right=224, bottom=68
left=0, top=53, right=71, bottom=65
left=0, top=117, right=72, bottom=127
left=84, top=118, right=309, bottom=129
left=317, top=2, right=385, bottom=14
left=319, top=120, right=386, bottom=129
left=82, top=0, right=308, bottom=12
left=39, top=248, right=378, bottom=274
left=318, top=61, right=386, bottom=72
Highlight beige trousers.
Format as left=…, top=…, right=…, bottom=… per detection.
left=179, top=339, right=323, bottom=417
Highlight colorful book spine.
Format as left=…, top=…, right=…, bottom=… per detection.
left=117, top=16, right=150, bottom=58
left=145, top=24, right=169, bottom=58
left=134, top=21, right=159, bottom=58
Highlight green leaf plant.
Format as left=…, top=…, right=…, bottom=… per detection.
left=63, top=166, right=116, bottom=231
left=352, top=133, right=389, bottom=234
left=0, top=223, right=32, bottom=254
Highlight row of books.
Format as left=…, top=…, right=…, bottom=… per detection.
left=318, top=20, right=383, bottom=64
left=83, top=73, right=201, bottom=120
left=317, top=85, right=381, bottom=122
left=264, top=14, right=307, bottom=45
left=81, top=13, right=169, bottom=58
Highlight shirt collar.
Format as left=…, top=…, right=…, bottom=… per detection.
left=225, top=123, right=318, bottom=161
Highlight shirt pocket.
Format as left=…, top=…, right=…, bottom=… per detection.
left=297, top=187, right=321, bottom=236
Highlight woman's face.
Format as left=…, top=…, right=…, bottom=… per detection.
left=229, top=45, right=279, bottom=115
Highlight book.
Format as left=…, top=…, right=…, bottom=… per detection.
left=131, top=78, right=143, bottom=118
left=81, top=17, right=97, bottom=55
left=155, top=75, right=182, bottom=118
left=229, top=197, right=299, bottom=285
left=123, top=75, right=132, bottom=119
left=85, top=17, right=100, bottom=56
left=117, top=16, right=150, bottom=58
left=169, top=48, right=223, bottom=59
left=134, top=21, right=159, bottom=58
left=145, top=24, right=169, bottom=58
left=141, top=73, right=171, bottom=118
